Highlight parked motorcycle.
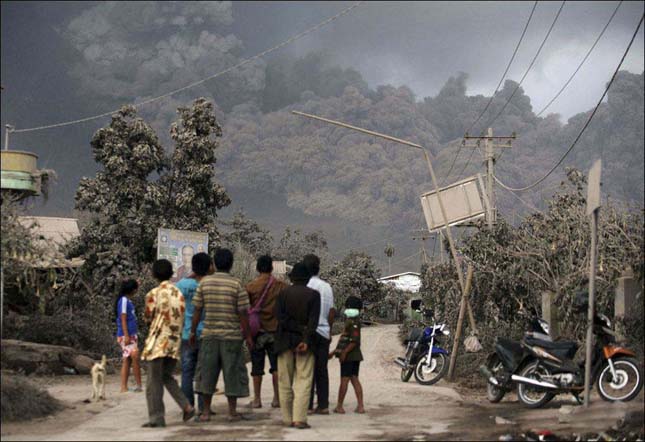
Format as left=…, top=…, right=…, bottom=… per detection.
left=481, top=293, right=643, bottom=408
left=394, top=299, right=450, bottom=385
left=480, top=314, right=555, bottom=403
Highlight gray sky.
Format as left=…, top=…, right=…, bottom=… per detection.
left=233, top=1, right=644, bottom=119
left=1, top=1, right=643, bottom=214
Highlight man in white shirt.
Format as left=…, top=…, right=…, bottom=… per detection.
left=303, top=254, right=335, bottom=415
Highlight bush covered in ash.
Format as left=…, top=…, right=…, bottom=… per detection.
left=400, top=169, right=644, bottom=381
left=1, top=373, right=64, bottom=422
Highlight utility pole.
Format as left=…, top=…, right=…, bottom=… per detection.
left=462, top=128, right=515, bottom=227
left=411, top=234, right=430, bottom=266
left=4, top=124, right=14, bottom=151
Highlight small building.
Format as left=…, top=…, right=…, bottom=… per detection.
left=17, top=216, right=83, bottom=268
left=377, top=272, right=422, bottom=293
left=377, top=272, right=422, bottom=322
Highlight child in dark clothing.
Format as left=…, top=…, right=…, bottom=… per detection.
left=329, top=296, right=365, bottom=414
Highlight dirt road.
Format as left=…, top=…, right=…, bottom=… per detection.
left=2, top=325, right=643, bottom=441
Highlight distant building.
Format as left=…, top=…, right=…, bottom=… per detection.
left=377, top=272, right=422, bottom=293
left=17, top=216, right=84, bottom=268
left=376, top=272, right=422, bottom=322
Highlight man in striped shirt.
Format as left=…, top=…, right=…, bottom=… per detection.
left=190, top=248, right=253, bottom=422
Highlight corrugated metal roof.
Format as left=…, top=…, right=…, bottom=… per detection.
left=18, top=216, right=80, bottom=246
left=17, top=216, right=83, bottom=268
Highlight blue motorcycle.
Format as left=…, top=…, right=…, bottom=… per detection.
left=395, top=299, right=450, bottom=385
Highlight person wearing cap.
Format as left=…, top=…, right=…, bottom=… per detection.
left=273, top=262, right=321, bottom=429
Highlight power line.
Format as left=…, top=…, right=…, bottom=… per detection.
left=534, top=0, right=623, bottom=118
left=495, top=179, right=545, bottom=213
left=439, top=145, right=463, bottom=186
left=453, top=140, right=485, bottom=183
left=483, top=1, right=566, bottom=129
left=11, top=2, right=364, bottom=134
left=441, top=1, right=538, bottom=186
left=466, top=1, right=539, bottom=135
left=493, top=13, right=644, bottom=193
left=496, top=0, right=622, bottom=168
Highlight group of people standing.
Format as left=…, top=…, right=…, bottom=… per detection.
left=114, top=249, right=365, bottom=430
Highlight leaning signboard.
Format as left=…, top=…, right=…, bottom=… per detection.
left=157, top=228, right=209, bottom=282
left=420, top=175, right=488, bottom=231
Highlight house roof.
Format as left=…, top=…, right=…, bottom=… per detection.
left=17, top=216, right=83, bottom=268
left=18, top=216, right=80, bottom=246
left=378, top=272, right=422, bottom=293
left=377, top=271, right=421, bottom=281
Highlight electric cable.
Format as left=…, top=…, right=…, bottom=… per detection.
left=534, top=0, right=623, bottom=118
left=11, top=1, right=364, bottom=133
left=492, top=13, right=644, bottom=193
left=483, top=1, right=566, bottom=129
left=466, top=0, right=539, bottom=135
left=441, top=1, right=538, bottom=186
left=496, top=182, right=545, bottom=214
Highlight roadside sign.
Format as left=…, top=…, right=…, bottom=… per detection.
left=420, top=175, right=488, bottom=231
left=157, top=228, right=209, bottom=282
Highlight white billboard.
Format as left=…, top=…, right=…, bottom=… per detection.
left=420, top=175, right=488, bottom=232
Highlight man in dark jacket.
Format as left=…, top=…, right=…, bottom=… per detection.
left=274, top=262, right=321, bottom=429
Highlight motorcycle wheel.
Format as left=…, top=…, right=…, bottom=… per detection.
left=597, top=357, right=643, bottom=402
left=487, top=383, right=505, bottom=403
left=401, top=367, right=413, bottom=382
left=413, top=353, right=448, bottom=386
left=516, top=361, right=555, bottom=409
left=486, top=358, right=506, bottom=403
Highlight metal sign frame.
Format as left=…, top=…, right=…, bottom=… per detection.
left=420, top=174, right=490, bottom=232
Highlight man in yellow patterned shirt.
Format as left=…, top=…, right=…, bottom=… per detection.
left=141, top=259, right=195, bottom=428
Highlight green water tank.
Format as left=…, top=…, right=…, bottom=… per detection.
left=1, top=150, right=41, bottom=196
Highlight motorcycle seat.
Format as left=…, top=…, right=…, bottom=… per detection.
left=525, top=336, right=578, bottom=359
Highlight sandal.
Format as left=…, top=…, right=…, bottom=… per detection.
left=142, top=422, right=166, bottom=428
left=228, top=414, right=249, bottom=423
left=196, top=414, right=212, bottom=423
left=129, top=386, right=143, bottom=393
left=183, top=408, right=196, bottom=422
left=294, top=422, right=311, bottom=429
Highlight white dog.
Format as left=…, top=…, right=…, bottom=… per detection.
left=90, top=355, right=107, bottom=402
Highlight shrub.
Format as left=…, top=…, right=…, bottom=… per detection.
left=1, top=374, right=64, bottom=422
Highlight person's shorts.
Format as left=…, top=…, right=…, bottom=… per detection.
left=250, top=332, right=278, bottom=376
left=340, top=360, right=361, bottom=378
left=195, top=336, right=249, bottom=398
left=117, top=334, right=139, bottom=359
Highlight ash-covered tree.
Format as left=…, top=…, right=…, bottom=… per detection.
left=220, top=209, right=274, bottom=284
left=65, top=98, right=231, bottom=353
left=71, top=106, right=166, bottom=296
left=323, top=251, right=384, bottom=312
left=417, top=168, right=644, bottom=350
left=220, top=209, right=273, bottom=257
left=158, top=98, right=231, bottom=250
left=273, top=227, right=329, bottom=266
left=0, top=198, right=46, bottom=313
left=71, top=98, right=231, bottom=296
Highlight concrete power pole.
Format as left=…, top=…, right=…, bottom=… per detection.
left=463, top=128, right=515, bottom=227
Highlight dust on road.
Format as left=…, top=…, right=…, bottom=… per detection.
left=2, top=324, right=643, bottom=441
